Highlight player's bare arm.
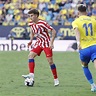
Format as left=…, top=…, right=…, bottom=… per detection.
left=28, top=29, right=34, bottom=48
left=74, top=27, right=81, bottom=50
left=50, top=28, right=56, bottom=49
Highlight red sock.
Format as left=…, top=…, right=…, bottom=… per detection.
left=28, top=59, right=35, bottom=73
left=50, top=64, right=58, bottom=79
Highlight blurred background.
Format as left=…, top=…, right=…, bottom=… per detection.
left=0, top=0, right=96, bottom=51
left=0, top=0, right=96, bottom=26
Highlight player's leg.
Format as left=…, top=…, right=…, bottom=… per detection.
left=43, top=47, right=59, bottom=86
left=27, top=46, right=42, bottom=77
left=91, top=45, right=96, bottom=69
left=22, top=51, right=37, bottom=86
left=27, top=51, right=37, bottom=78
left=92, top=59, right=96, bottom=92
left=91, top=47, right=96, bottom=91
left=81, top=61, right=96, bottom=91
left=22, top=51, right=37, bottom=79
left=79, top=48, right=96, bottom=91
left=22, top=46, right=42, bottom=86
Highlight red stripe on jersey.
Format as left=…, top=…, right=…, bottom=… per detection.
left=31, top=25, right=35, bottom=33
left=33, top=24, right=38, bottom=33
left=38, top=20, right=53, bottom=30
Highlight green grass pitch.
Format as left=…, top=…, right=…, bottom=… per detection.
left=0, top=51, right=96, bottom=96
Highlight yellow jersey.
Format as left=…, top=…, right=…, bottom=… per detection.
left=72, top=15, right=96, bottom=49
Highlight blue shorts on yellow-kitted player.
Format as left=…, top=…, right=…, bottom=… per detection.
left=79, top=45, right=96, bottom=64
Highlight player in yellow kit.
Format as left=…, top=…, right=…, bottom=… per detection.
left=72, top=4, right=96, bottom=92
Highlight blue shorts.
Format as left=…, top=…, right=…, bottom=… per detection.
left=79, top=45, right=96, bottom=64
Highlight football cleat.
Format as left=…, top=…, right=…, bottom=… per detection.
left=22, top=74, right=31, bottom=79
left=91, top=85, right=96, bottom=92
left=54, top=78, right=59, bottom=86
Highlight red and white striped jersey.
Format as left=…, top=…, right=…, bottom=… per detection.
left=28, top=20, right=53, bottom=48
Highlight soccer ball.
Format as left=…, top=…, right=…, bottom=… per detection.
left=24, top=78, right=34, bottom=87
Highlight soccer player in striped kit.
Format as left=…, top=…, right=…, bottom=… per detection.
left=22, top=9, right=59, bottom=86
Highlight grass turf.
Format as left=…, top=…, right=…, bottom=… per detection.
left=0, top=51, right=96, bottom=96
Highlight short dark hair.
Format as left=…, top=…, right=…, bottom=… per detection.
left=77, top=4, right=87, bottom=12
left=28, top=9, right=39, bottom=17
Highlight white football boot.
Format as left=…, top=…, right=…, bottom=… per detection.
left=91, top=84, right=96, bottom=92
left=54, top=78, right=59, bottom=86
left=22, top=73, right=34, bottom=79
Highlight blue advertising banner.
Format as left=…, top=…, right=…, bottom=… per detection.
left=0, top=25, right=76, bottom=40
